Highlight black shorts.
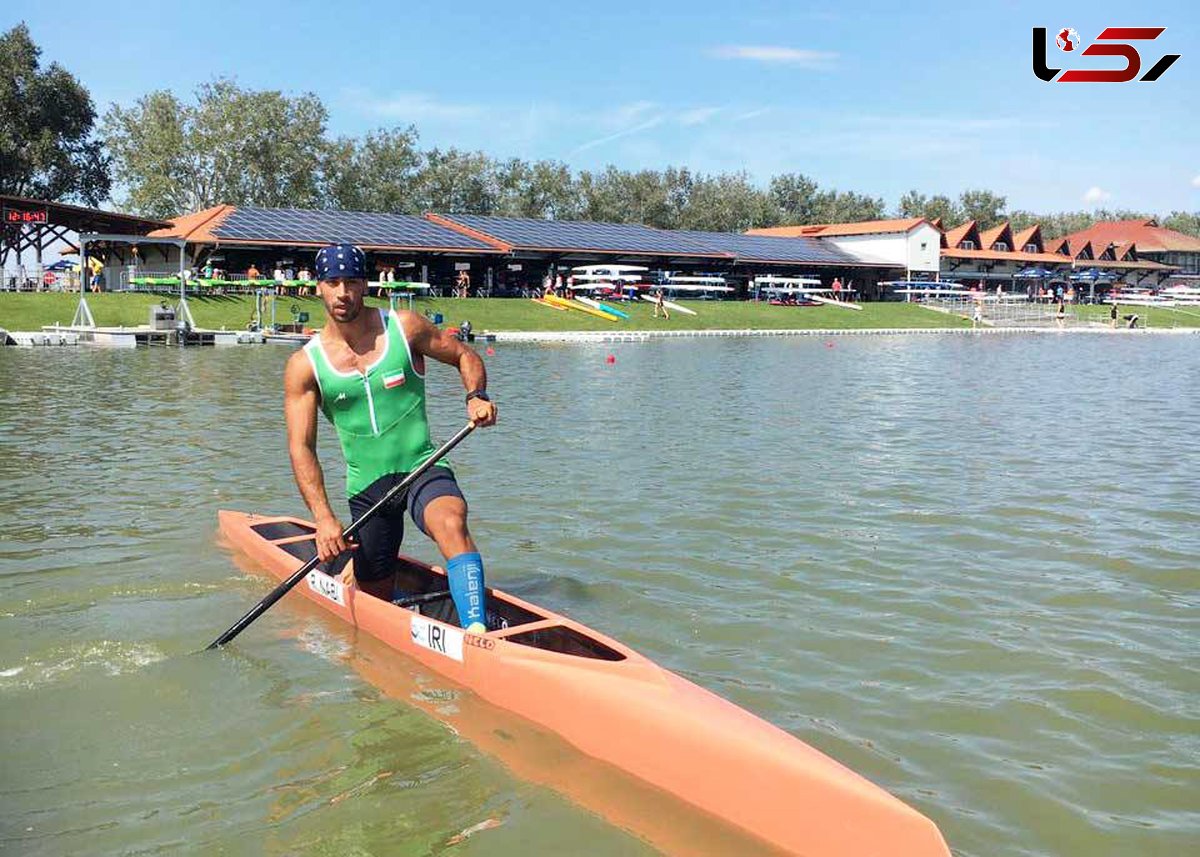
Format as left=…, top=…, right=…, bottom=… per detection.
left=347, top=466, right=465, bottom=582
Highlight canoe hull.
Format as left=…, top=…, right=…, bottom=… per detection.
left=217, top=510, right=950, bottom=856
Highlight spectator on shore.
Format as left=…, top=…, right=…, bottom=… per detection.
left=247, top=263, right=261, bottom=280
left=456, top=270, right=470, bottom=299
left=653, top=288, right=670, bottom=320
left=1056, top=300, right=1066, bottom=328
left=832, top=277, right=843, bottom=300
left=1111, top=303, right=1119, bottom=328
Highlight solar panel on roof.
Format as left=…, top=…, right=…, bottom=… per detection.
left=446, top=214, right=726, bottom=257
left=445, top=214, right=864, bottom=264
left=213, top=207, right=499, bottom=251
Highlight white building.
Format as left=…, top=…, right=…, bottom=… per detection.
left=748, top=218, right=943, bottom=279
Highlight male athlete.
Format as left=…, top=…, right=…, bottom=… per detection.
left=284, top=243, right=497, bottom=632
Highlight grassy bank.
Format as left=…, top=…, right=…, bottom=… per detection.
left=3, top=292, right=1198, bottom=332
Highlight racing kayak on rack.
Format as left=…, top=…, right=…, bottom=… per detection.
left=217, top=510, right=950, bottom=857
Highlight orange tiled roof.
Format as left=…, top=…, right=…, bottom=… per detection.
left=747, top=217, right=929, bottom=238
left=1046, top=237, right=1071, bottom=256
left=1062, top=219, right=1200, bottom=254
left=941, top=246, right=1170, bottom=270
left=942, top=220, right=979, bottom=249
left=942, top=247, right=1071, bottom=265
left=1011, top=225, right=1041, bottom=251
left=149, top=204, right=236, bottom=243
left=978, top=222, right=1014, bottom=250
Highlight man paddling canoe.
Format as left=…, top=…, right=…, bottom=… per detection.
left=284, top=243, right=497, bottom=632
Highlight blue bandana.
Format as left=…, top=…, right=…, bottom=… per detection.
left=315, top=244, right=367, bottom=281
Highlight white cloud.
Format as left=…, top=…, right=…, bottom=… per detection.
left=1083, top=186, right=1112, bottom=204
left=598, top=101, right=659, bottom=129
left=732, top=107, right=772, bottom=122
left=709, top=45, right=837, bottom=67
left=572, top=115, right=665, bottom=153
left=346, top=89, right=484, bottom=122
left=678, top=107, right=721, bottom=126
left=1192, top=174, right=1200, bottom=188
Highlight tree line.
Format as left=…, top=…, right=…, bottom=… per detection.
left=3, top=23, right=1198, bottom=240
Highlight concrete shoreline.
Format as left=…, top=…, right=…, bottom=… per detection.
left=489, top=326, right=1200, bottom=344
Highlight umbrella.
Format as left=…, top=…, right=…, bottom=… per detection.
left=1015, top=266, right=1053, bottom=278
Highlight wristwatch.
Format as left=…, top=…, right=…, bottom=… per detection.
left=465, top=389, right=490, bottom=403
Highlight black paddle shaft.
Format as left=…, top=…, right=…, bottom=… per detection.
left=206, top=421, right=476, bottom=650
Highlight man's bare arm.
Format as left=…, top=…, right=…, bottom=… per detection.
left=404, top=312, right=497, bottom=426
left=283, top=351, right=347, bottom=560
left=406, top=312, right=485, bottom=388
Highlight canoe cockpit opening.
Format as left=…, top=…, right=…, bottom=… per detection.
left=251, top=521, right=315, bottom=541
left=250, top=522, right=625, bottom=660
left=503, top=626, right=626, bottom=661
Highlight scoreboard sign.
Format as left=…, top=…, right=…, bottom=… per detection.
left=3, top=207, right=49, bottom=225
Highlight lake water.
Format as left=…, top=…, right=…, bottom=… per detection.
left=1, top=333, right=1196, bottom=856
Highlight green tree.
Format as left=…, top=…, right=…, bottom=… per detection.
left=958, top=189, right=1008, bottom=228
left=0, top=23, right=110, bottom=204
left=769, top=173, right=821, bottom=223
left=897, top=189, right=928, bottom=219
left=681, top=172, right=779, bottom=232
left=896, top=191, right=960, bottom=225
left=103, top=78, right=328, bottom=217
left=576, top=166, right=661, bottom=224
left=1161, top=211, right=1200, bottom=238
left=923, top=194, right=961, bottom=226
left=495, top=158, right=579, bottom=220
left=322, top=126, right=422, bottom=213
left=412, top=148, right=498, bottom=213
left=811, top=189, right=886, bottom=224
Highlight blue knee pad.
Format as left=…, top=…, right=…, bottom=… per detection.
left=446, top=552, right=485, bottom=629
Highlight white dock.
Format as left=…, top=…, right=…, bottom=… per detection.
left=40, top=324, right=248, bottom=347
left=0, top=328, right=80, bottom=346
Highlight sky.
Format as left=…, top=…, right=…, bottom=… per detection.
left=5, top=0, right=1198, bottom=216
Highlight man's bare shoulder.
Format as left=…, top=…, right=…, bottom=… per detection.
left=394, top=308, right=436, bottom=340
left=284, top=348, right=316, bottom=390
left=393, top=308, right=426, bottom=327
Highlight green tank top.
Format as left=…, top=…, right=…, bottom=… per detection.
left=302, top=310, right=447, bottom=497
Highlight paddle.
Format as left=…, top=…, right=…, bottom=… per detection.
left=206, top=421, right=476, bottom=649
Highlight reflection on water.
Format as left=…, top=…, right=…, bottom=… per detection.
left=1, top=334, right=1197, bottom=856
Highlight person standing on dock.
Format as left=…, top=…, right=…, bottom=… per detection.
left=283, top=243, right=498, bottom=632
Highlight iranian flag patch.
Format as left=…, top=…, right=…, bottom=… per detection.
left=383, top=369, right=406, bottom=389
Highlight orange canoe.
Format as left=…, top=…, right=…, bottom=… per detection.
left=218, top=510, right=951, bottom=856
